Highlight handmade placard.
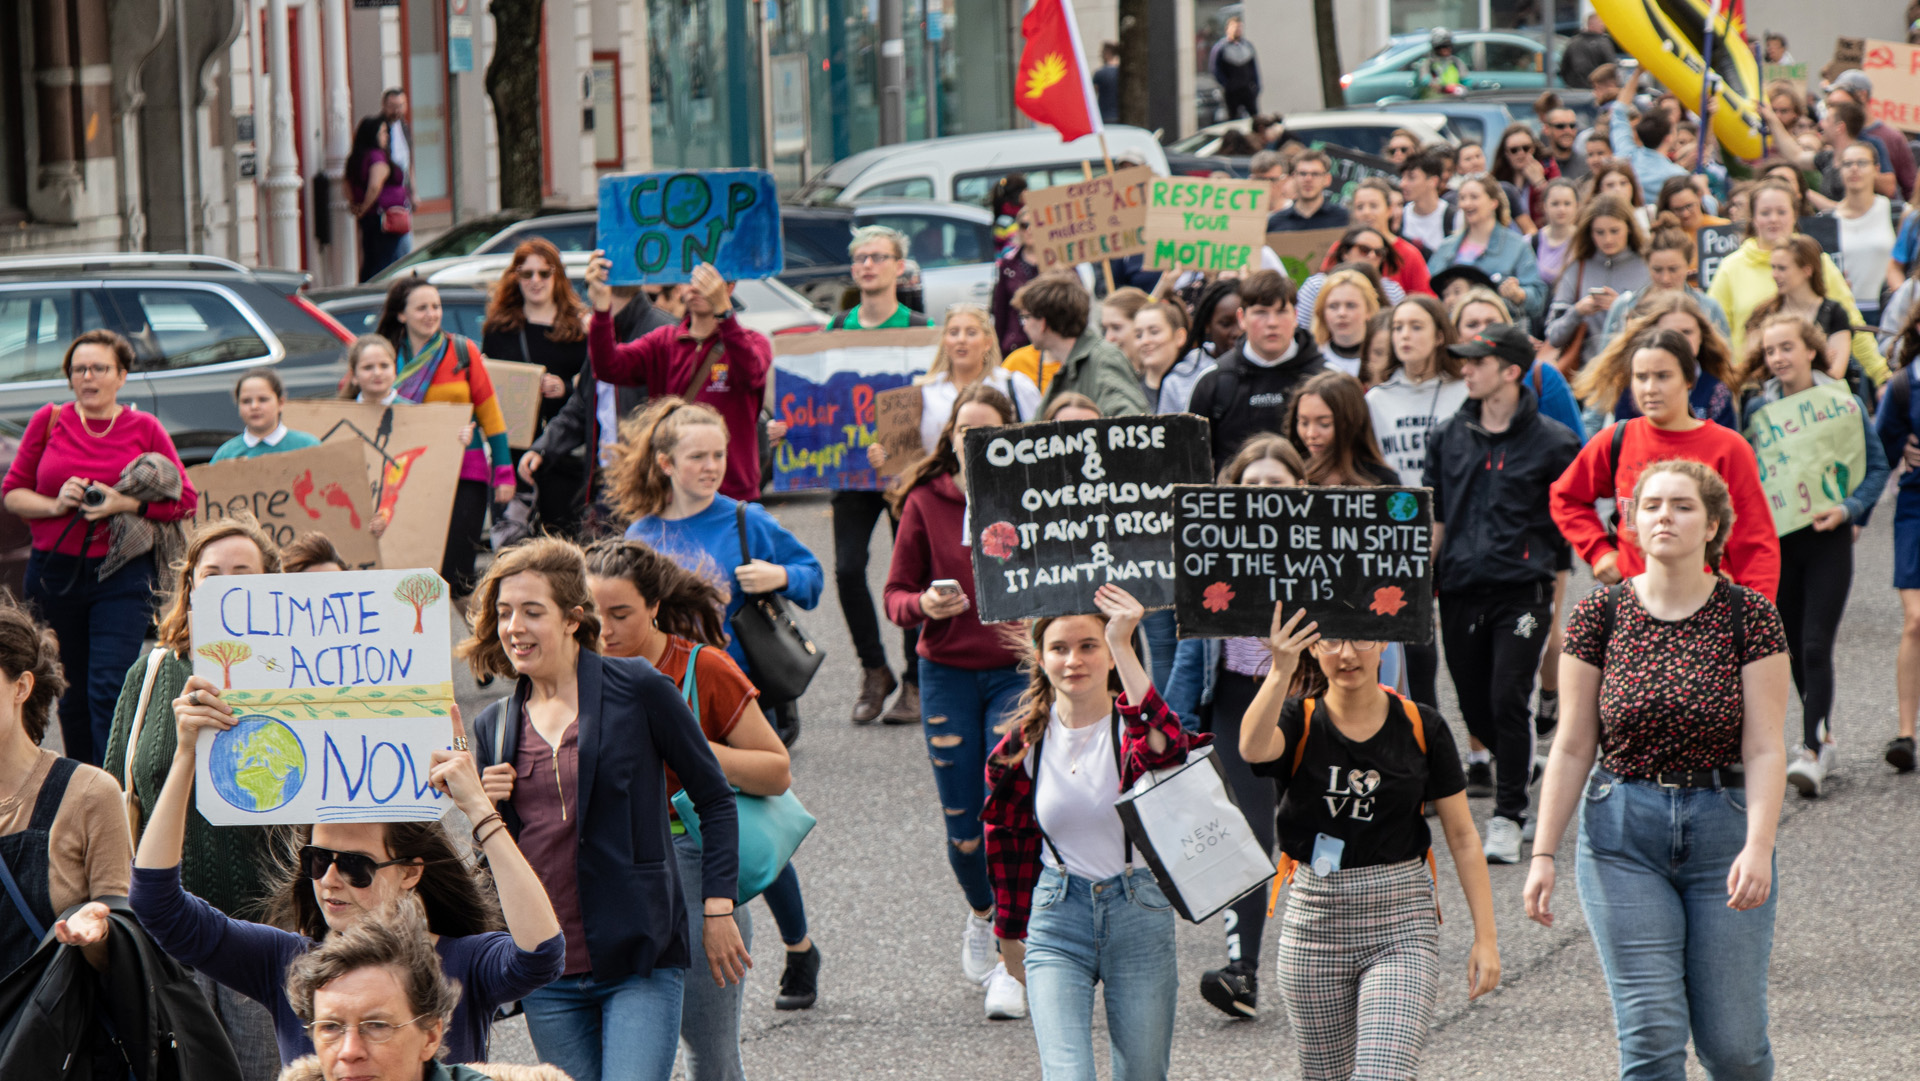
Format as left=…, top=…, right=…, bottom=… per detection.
left=191, top=570, right=457, bottom=825
left=1172, top=485, right=1434, bottom=642
left=1142, top=176, right=1270, bottom=272
left=768, top=328, right=939, bottom=491
left=873, top=385, right=925, bottom=478
left=186, top=440, right=380, bottom=569
left=1020, top=165, right=1154, bottom=271
left=963, top=416, right=1212, bottom=622
left=1744, top=383, right=1865, bottom=536
left=282, top=400, right=469, bottom=573
left=483, top=357, right=548, bottom=449
left=597, top=169, right=783, bottom=285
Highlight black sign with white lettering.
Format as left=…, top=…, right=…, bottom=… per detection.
left=963, top=416, right=1213, bottom=622
left=1172, top=485, right=1434, bottom=643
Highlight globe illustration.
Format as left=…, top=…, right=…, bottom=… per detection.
left=208, top=715, right=307, bottom=813
left=1387, top=491, right=1419, bottom=522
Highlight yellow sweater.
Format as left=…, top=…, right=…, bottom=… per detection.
left=1707, top=237, right=1888, bottom=385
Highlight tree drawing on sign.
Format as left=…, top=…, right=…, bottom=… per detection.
left=198, top=640, right=253, bottom=689
left=394, top=573, right=445, bottom=634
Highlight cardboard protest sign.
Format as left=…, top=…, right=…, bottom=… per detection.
left=186, top=441, right=380, bottom=570
left=1264, top=227, right=1347, bottom=281
left=962, top=416, right=1212, bottom=622
left=1824, top=37, right=1865, bottom=88
left=1143, top=176, right=1271, bottom=272
left=191, top=570, right=456, bottom=825
left=1697, top=223, right=1744, bottom=290
left=1021, top=165, right=1154, bottom=271
left=283, top=400, right=470, bottom=573
left=1853, top=39, right=1920, bottom=132
left=768, top=328, right=940, bottom=491
left=1319, top=144, right=1398, bottom=201
left=1172, top=485, right=1434, bottom=643
left=597, top=169, right=783, bottom=285
left=483, top=358, right=547, bottom=450
left=1744, top=383, right=1866, bottom=536
left=873, top=385, right=925, bottom=478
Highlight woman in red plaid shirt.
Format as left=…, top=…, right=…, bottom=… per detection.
left=981, top=584, right=1203, bottom=1078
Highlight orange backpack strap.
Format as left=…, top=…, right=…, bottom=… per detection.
left=1267, top=699, right=1316, bottom=916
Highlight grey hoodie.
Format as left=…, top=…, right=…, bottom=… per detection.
left=1153, top=348, right=1218, bottom=415
left=1546, top=251, right=1650, bottom=364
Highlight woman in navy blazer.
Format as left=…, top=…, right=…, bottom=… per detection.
left=467, top=536, right=744, bottom=1081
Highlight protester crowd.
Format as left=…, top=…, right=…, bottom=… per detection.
left=6, top=52, right=1920, bottom=1081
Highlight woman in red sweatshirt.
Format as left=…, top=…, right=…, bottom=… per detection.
left=1549, top=327, right=1780, bottom=599
left=882, top=382, right=1027, bottom=1019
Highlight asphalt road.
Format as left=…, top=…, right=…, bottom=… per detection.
left=452, top=487, right=1920, bottom=1080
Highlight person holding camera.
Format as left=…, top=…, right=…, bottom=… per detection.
left=1, top=329, right=196, bottom=766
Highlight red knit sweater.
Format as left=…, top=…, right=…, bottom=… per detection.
left=884, top=474, right=1023, bottom=670
left=1549, top=418, right=1780, bottom=600
left=1, top=403, right=196, bottom=557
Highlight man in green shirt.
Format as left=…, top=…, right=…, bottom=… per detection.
left=831, top=226, right=928, bottom=728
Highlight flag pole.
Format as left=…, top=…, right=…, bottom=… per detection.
left=1695, top=0, right=1720, bottom=175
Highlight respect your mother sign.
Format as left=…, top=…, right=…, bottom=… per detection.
left=192, top=570, right=457, bottom=826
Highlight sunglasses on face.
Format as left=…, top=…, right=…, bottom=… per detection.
left=517, top=268, right=554, bottom=281
left=299, top=845, right=412, bottom=888
left=1546, top=121, right=1578, bottom=130
left=1347, top=244, right=1385, bottom=258
left=1506, top=144, right=1535, bottom=155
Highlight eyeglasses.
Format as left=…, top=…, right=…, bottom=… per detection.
left=516, top=268, right=553, bottom=281
left=298, top=845, right=413, bottom=889
left=69, top=363, right=116, bottom=377
left=850, top=253, right=899, bottom=265
left=305, top=1016, right=430, bottom=1047
left=1294, top=169, right=1328, bottom=180
left=1546, top=121, right=1578, bottom=130
left=1311, top=639, right=1381, bottom=654
left=1839, top=159, right=1874, bottom=170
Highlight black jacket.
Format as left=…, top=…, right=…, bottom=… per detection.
left=529, top=295, right=676, bottom=487
left=1423, top=386, right=1580, bottom=593
left=0, top=898, right=243, bottom=1081
left=1186, top=329, right=1328, bottom=470
left=473, top=650, right=738, bottom=983
left=1559, top=31, right=1616, bottom=88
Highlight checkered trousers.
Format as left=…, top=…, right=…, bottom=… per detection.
left=1277, top=857, right=1441, bottom=1081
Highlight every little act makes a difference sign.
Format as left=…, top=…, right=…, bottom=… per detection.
left=191, top=569, right=457, bottom=826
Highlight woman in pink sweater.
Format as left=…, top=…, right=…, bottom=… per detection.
left=882, top=382, right=1029, bottom=1018
left=1, top=330, right=196, bottom=764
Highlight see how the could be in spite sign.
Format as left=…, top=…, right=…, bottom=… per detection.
left=1172, top=485, right=1434, bottom=643
left=191, top=570, right=457, bottom=826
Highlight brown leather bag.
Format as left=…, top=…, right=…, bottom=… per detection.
left=1551, top=262, right=1588, bottom=376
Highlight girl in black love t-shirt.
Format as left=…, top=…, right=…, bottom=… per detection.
left=1239, top=601, right=1501, bottom=1081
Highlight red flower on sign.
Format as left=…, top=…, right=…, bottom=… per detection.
left=981, top=521, right=1021, bottom=561
left=1369, top=586, right=1408, bottom=617
left=1201, top=581, right=1235, bottom=613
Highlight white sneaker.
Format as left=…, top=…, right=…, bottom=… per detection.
left=1786, top=748, right=1826, bottom=798
left=984, top=961, right=1028, bottom=1020
left=1483, top=815, right=1522, bottom=864
left=961, top=911, right=998, bottom=983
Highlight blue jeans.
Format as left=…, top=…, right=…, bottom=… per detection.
left=917, top=658, right=1025, bottom=913
left=522, top=966, right=688, bottom=1081
left=1139, top=609, right=1177, bottom=693
left=24, top=549, right=154, bottom=765
left=760, top=862, right=808, bottom=946
left=1577, top=769, right=1777, bottom=1081
left=1024, top=866, right=1178, bottom=1081
left=674, top=831, right=752, bottom=1081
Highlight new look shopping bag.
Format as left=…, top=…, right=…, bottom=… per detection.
left=1115, top=745, right=1276, bottom=923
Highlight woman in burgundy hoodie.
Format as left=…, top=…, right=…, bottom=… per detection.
left=883, top=382, right=1028, bottom=1016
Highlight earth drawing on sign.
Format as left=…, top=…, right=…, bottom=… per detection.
left=208, top=715, right=308, bottom=813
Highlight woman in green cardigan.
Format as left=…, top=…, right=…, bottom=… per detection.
left=208, top=369, right=321, bottom=462
left=103, top=515, right=289, bottom=1080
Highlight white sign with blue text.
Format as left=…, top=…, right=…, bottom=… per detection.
left=191, top=569, right=457, bottom=825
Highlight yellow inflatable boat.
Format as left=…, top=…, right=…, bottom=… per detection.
left=1592, top=0, right=1764, bottom=159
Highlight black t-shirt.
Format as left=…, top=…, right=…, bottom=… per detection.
left=481, top=321, right=590, bottom=427
left=1251, top=694, right=1466, bottom=868
left=1814, top=298, right=1850, bottom=338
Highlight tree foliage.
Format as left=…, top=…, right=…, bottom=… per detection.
left=394, top=573, right=445, bottom=634
left=197, top=641, right=253, bottom=689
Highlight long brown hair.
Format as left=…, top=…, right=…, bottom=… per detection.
left=1570, top=194, right=1649, bottom=264
left=1573, top=292, right=1735, bottom=407
left=1217, top=433, right=1308, bottom=485
left=482, top=238, right=588, bottom=342
left=1742, top=235, right=1848, bottom=351
left=263, top=821, right=504, bottom=941
left=887, top=383, right=1017, bottom=514
left=1739, top=312, right=1830, bottom=394
left=604, top=397, right=728, bottom=521
left=994, top=613, right=1126, bottom=767
left=0, top=598, right=64, bottom=745
left=156, top=518, right=285, bottom=657
left=1589, top=161, right=1645, bottom=209
left=456, top=536, right=602, bottom=680
left=1282, top=371, right=1390, bottom=486
left=1381, top=295, right=1460, bottom=381
left=582, top=539, right=730, bottom=648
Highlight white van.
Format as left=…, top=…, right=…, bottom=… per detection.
left=793, top=126, right=1171, bottom=209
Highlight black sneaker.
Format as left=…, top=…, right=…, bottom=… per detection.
left=1466, top=761, right=1495, bottom=798
left=775, top=943, right=820, bottom=1010
left=1198, top=965, right=1257, bottom=1019
left=1888, top=736, right=1917, bottom=774
left=771, top=701, right=801, bottom=748
left=1534, top=690, right=1560, bottom=739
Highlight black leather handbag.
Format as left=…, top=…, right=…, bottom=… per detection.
left=728, top=503, right=824, bottom=705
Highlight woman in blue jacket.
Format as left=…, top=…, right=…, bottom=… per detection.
left=609, top=397, right=824, bottom=742
left=1427, top=176, right=1549, bottom=326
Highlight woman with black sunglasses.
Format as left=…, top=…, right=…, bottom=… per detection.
left=116, top=669, right=564, bottom=1067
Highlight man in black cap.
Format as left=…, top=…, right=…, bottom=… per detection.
left=1424, top=322, right=1580, bottom=865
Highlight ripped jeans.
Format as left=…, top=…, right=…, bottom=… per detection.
left=917, top=657, right=1027, bottom=912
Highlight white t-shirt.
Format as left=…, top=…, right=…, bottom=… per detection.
left=1034, top=708, right=1128, bottom=883
left=1402, top=202, right=1451, bottom=251
left=1837, top=198, right=1896, bottom=312
left=918, top=369, right=1041, bottom=452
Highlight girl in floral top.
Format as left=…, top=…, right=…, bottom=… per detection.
left=1526, top=459, right=1790, bottom=1081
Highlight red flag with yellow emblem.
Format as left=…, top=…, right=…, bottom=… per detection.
left=1016, top=0, right=1103, bottom=142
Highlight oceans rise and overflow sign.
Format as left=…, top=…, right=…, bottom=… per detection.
left=1143, top=176, right=1270, bottom=272
left=191, top=570, right=457, bottom=826
left=963, top=416, right=1212, bottom=622
left=1172, top=485, right=1434, bottom=643
left=1021, top=165, right=1154, bottom=271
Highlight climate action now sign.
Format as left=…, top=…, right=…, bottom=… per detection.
left=597, top=169, right=783, bottom=285
left=1172, top=485, right=1433, bottom=643
left=1143, top=176, right=1270, bottom=272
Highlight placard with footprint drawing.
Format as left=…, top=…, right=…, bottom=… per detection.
left=187, top=440, right=381, bottom=569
